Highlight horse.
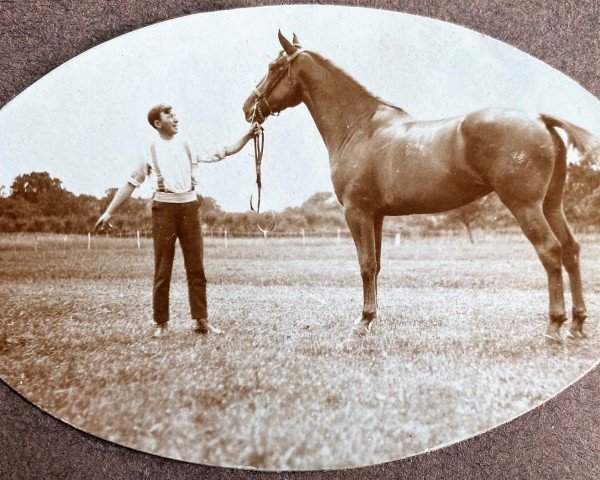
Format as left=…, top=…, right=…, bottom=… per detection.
left=242, top=31, right=599, bottom=343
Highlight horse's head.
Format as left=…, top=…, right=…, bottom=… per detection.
left=243, top=31, right=306, bottom=124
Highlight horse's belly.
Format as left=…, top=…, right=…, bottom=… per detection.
left=381, top=180, right=490, bottom=215
left=377, top=143, right=489, bottom=215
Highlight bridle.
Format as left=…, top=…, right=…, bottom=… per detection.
left=249, top=47, right=305, bottom=233
left=250, top=48, right=305, bottom=123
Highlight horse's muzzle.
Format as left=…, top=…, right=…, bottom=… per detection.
left=242, top=97, right=256, bottom=123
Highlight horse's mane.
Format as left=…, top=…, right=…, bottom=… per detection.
left=310, top=52, right=408, bottom=116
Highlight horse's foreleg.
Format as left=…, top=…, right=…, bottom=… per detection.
left=345, top=206, right=378, bottom=335
left=374, top=215, right=384, bottom=295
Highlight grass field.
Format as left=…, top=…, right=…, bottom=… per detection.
left=1, top=232, right=599, bottom=470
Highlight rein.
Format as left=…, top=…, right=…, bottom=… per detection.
left=249, top=111, right=275, bottom=233
left=248, top=47, right=305, bottom=233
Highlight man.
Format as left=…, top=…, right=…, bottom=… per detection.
left=95, top=104, right=257, bottom=338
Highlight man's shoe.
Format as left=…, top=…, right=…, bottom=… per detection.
left=152, top=324, right=168, bottom=338
left=194, top=318, right=222, bottom=335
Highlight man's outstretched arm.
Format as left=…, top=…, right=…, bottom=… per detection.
left=94, top=182, right=135, bottom=231
left=197, top=124, right=261, bottom=163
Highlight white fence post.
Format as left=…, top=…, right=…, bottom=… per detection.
left=395, top=233, right=401, bottom=247
left=136, top=230, right=141, bottom=250
left=34, top=234, right=38, bottom=252
left=88, top=232, right=91, bottom=250
left=224, top=229, right=228, bottom=250
left=336, top=228, right=341, bottom=245
left=301, top=228, right=306, bottom=245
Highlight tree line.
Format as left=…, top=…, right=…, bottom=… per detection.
left=0, top=166, right=598, bottom=238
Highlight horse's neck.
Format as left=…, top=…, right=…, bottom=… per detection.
left=300, top=59, right=381, bottom=154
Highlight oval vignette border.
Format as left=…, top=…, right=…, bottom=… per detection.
left=1, top=1, right=599, bottom=479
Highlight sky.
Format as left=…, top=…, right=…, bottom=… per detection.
left=1, top=5, right=600, bottom=212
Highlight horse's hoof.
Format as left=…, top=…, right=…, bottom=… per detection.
left=568, top=327, right=587, bottom=340
left=544, top=331, right=563, bottom=345
left=569, top=318, right=588, bottom=340
left=353, top=317, right=373, bottom=336
left=340, top=321, right=372, bottom=349
left=544, top=319, right=565, bottom=345
left=352, top=323, right=370, bottom=337
left=565, top=330, right=575, bottom=341
left=340, top=331, right=365, bottom=349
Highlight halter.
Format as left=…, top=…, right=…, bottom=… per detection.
left=249, top=47, right=305, bottom=233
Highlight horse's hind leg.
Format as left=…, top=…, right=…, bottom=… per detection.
left=504, top=202, right=566, bottom=342
left=541, top=147, right=587, bottom=338
left=542, top=127, right=587, bottom=338
left=544, top=209, right=587, bottom=338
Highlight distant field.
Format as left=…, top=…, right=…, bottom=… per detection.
left=0, top=233, right=599, bottom=470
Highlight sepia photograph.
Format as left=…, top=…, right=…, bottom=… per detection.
left=1, top=4, right=599, bottom=471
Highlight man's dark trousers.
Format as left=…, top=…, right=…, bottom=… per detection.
left=151, top=200, right=207, bottom=325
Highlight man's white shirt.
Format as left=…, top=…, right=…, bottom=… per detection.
left=128, top=137, right=222, bottom=193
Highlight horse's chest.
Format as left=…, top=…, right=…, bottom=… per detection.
left=330, top=153, right=385, bottom=207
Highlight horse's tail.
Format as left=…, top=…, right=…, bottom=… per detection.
left=540, top=114, right=600, bottom=165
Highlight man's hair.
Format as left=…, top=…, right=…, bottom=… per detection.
left=147, top=104, right=172, bottom=129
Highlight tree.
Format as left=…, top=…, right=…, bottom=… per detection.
left=564, top=163, right=600, bottom=224
left=296, top=192, right=345, bottom=228
left=583, top=191, right=600, bottom=225
left=198, top=196, right=223, bottom=229
left=9, top=171, right=80, bottom=217
left=445, top=202, right=481, bottom=243
left=442, top=194, right=513, bottom=242
left=10, top=172, right=64, bottom=202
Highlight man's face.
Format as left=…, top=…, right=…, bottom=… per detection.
left=154, top=109, right=178, bottom=136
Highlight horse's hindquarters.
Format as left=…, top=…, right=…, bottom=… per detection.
left=461, top=109, right=557, bottom=206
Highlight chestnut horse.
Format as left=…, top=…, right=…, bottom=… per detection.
left=243, top=32, right=599, bottom=342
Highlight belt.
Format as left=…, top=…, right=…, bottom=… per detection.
left=153, top=191, right=197, bottom=203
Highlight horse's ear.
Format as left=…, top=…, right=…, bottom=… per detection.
left=278, top=30, right=296, bottom=55
left=292, top=33, right=301, bottom=47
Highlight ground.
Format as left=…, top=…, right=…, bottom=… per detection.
left=0, top=232, right=598, bottom=470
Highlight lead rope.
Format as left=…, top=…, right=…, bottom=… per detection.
left=247, top=48, right=306, bottom=233
left=250, top=102, right=276, bottom=233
